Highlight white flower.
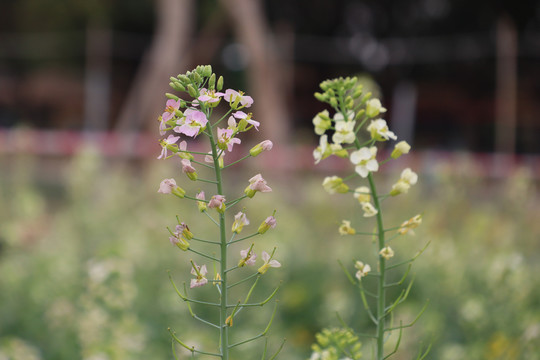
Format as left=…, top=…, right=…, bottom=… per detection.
left=401, top=168, right=418, bottom=185
left=361, top=202, right=378, bottom=217
left=398, top=214, right=422, bottom=235
left=365, top=99, right=387, bottom=118
left=379, top=246, right=394, bottom=260
left=390, top=168, right=418, bottom=196
left=354, top=261, right=371, bottom=279
left=338, top=220, right=356, bottom=235
left=353, top=186, right=371, bottom=203
left=391, top=141, right=411, bottom=159
left=313, top=135, right=330, bottom=164
left=313, top=134, right=348, bottom=164
left=312, top=110, right=332, bottom=135
left=333, top=110, right=355, bottom=122
left=350, top=147, right=378, bottom=178
left=367, top=119, right=396, bottom=141
left=332, top=120, right=356, bottom=144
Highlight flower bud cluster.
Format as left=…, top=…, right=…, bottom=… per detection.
left=312, top=76, right=419, bottom=232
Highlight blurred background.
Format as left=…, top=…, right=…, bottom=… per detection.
left=1, top=0, right=539, bottom=359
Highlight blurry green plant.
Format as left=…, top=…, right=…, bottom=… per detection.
left=310, top=328, right=362, bottom=360
left=156, top=65, right=283, bottom=359
left=310, top=77, right=430, bottom=359
left=0, top=152, right=539, bottom=359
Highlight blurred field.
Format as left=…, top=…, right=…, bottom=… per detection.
left=1, top=148, right=539, bottom=360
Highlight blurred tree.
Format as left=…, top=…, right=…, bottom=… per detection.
left=115, top=0, right=195, bottom=133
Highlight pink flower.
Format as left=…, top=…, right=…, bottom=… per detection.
left=181, top=158, right=196, bottom=174
left=257, top=250, right=281, bottom=274
left=217, top=127, right=241, bottom=152
left=190, top=262, right=208, bottom=288
left=181, top=158, right=197, bottom=181
left=249, top=140, right=273, bottom=157
left=174, top=109, right=208, bottom=137
left=175, top=222, right=193, bottom=240
left=208, top=195, right=226, bottom=212
left=239, top=247, right=257, bottom=267
left=196, top=190, right=207, bottom=212
left=177, top=140, right=193, bottom=160
left=224, top=89, right=254, bottom=108
left=158, top=178, right=177, bottom=194
left=169, top=224, right=190, bottom=251
left=162, top=99, right=181, bottom=122
left=233, top=111, right=260, bottom=131
left=157, top=134, right=180, bottom=159
left=258, top=215, right=277, bottom=234
left=197, top=88, right=225, bottom=104
left=244, top=174, right=272, bottom=198
left=232, top=211, right=250, bottom=234
left=158, top=178, right=185, bottom=198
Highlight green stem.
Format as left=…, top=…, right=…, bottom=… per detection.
left=208, top=126, right=229, bottom=360
left=223, top=154, right=252, bottom=169
left=368, top=173, right=386, bottom=360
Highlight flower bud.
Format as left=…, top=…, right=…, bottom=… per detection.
left=314, top=92, right=327, bottom=102
left=391, top=141, right=411, bottom=159
left=178, top=75, right=190, bottom=84
left=192, top=72, right=202, bottom=84
left=226, top=315, right=233, bottom=327
left=208, top=73, right=216, bottom=90
left=187, top=84, right=198, bottom=98
left=250, top=140, right=273, bottom=157
left=203, top=65, right=212, bottom=77
left=352, top=86, right=363, bottom=99
left=165, top=93, right=180, bottom=101
left=217, top=76, right=224, bottom=91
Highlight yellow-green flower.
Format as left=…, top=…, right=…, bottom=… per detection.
left=391, top=141, right=411, bottom=159
left=323, top=176, right=349, bottom=194
left=339, top=220, right=356, bottom=235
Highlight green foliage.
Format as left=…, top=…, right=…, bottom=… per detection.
left=310, top=328, right=362, bottom=360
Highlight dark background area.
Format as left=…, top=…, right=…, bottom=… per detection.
left=0, top=0, right=539, bottom=153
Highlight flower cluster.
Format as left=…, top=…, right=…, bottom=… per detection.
left=156, top=65, right=282, bottom=359
left=312, top=76, right=428, bottom=360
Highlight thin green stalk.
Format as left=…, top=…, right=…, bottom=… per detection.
left=223, top=154, right=252, bottom=169
left=207, top=126, right=229, bottom=360
left=368, top=172, right=386, bottom=360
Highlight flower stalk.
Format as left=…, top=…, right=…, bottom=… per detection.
left=157, top=65, right=282, bottom=359
left=311, top=76, right=429, bottom=360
